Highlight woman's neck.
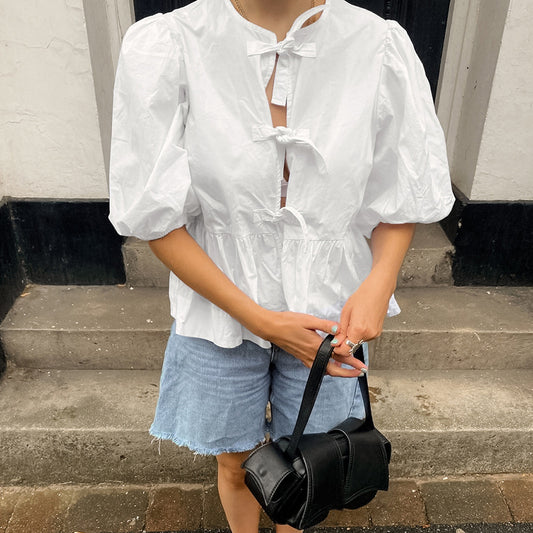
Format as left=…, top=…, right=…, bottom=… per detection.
left=232, top=0, right=325, bottom=35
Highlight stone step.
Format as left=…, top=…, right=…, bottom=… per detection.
left=1, top=285, right=531, bottom=371
left=123, top=223, right=454, bottom=288
left=0, top=365, right=531, bottom=485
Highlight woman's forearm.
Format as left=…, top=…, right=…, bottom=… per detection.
left=149, top=227, right=268, bottom=337
left=368, top=222, right=416, bottom=294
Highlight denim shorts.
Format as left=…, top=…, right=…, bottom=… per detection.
left=149, top=321, right=369, bottom=455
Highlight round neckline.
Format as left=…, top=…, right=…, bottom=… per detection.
left=222, top=0, right=332, bottom=40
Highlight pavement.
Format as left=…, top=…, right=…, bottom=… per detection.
left=1, top=474, right=532, bottom=533
left=312, top=526, right=533, bottom=532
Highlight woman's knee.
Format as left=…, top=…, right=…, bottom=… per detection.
left=216, top=451, right=250, bottom=488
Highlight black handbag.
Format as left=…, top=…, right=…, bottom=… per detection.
left=241, top=334, right=391, bottom=529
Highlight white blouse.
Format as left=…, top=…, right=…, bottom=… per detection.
left=108, top=0, right=456, bottom=348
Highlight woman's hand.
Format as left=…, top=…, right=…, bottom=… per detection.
left=330, top=270, right=393, bottom=359
left=331, top=222, right=416, bottom=359
left=259, top=310, right=365, bottom=378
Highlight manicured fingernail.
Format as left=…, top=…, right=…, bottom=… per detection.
left=330, top=338, right=339, bottom=345
left=331, top=325, right=338, bottom=334
left=359, top=368, right=368, bottom=375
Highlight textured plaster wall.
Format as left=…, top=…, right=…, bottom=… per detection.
left=0, top=0, right=108, bottom=199
left=471, top=0, right=533, bottom=201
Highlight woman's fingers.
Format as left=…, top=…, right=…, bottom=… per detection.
left=269, top=311, right=367, bottom=377
left=300, top=314, right=340, bottom=336
left=330, top=349, right=367, bottom=372
left=326, top=359, right=365, bottom=378
left=330, top=326, right=368, bottom=373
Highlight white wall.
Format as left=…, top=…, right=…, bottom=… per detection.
left=438, top=0, right=510, bottom=199
left=471, top=0, right=533, bottom=201
left=439, top=0, right=533, bottom=202
left=2, top=0, right=531, bottom=203
left=0, top=0, right=132, bottom=200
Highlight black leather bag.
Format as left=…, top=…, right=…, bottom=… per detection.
left=241, top=334, right=391, bottom=529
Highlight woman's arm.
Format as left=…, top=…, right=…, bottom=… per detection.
left=331, top=222, right=416, bottom=358
left=149, top=226, right=364, bottom=376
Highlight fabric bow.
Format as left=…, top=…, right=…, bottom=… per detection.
left=246, top=4, right=326, bottom=105
left=251, top=125, right=328, bottom=177
left=253, top=206, right=309, bottom=241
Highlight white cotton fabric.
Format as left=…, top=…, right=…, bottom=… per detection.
left=108, top=0, right=456, bottom=349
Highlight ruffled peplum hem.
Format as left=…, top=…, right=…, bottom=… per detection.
left=169, top=225, right=401, bottom=349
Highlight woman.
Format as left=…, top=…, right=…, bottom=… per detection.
left=108, top=0, right=455, bottom=530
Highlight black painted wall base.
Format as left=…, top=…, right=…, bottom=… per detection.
left=0, top=201, right=25, bottom=320
left=0, top=199, right=25, bottom=375
left=441, top=188, right=533, bottom=286
left=9, top=200, right=125, bottom=285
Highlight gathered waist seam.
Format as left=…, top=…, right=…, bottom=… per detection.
left=198, top=226, right=349, bottom=243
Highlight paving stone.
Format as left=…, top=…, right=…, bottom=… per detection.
left=367, top=480, right=427, bottom=526
left=201, top=483, right=273, bottom=529
left=146, top=484, right=203, bottom=532
left=259, top=509, right=274, bottom=528
left=6, top=487, right=72, bottom=533
left=62, top=486, right=148, bottom=533
left=420, top=480, right=513, bottom=525
left=202, top=484, right=228, bottom=529
left=0, top=488, right=22, bottom=533
left=500, top=477, right=533, bottom=523
left=320, top=506, right=369, bottom=527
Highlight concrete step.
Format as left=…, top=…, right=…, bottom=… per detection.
left=0, top=285, right=172, bottom=370
left=123, top=223, right=454, bottom=288
left=0, top=365, right=531, bottom=485
left=1, top=285, right=531, bottom=370
left=398, top=222, right=454, bottom=287
left=122, top=237, right=169, bottom=288
left=374, top=285, right=533, bottom=370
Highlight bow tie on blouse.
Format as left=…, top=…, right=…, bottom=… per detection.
left=246, top=4, right=327, bottom=106
left=253, top=205, right=310, bottom=240
left=251, top=124, right=328, bottom=176
left=251, top=125, right=327, bottom=241
left=248, top=4, right=329, bottom=241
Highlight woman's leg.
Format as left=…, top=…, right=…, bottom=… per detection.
left=216, top=451, right=304, bottom=533
left=276, top=526, right=302, bottom=533
left=216, top=451, right=261, bottom=533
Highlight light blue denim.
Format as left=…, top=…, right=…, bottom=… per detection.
left=149, top=321, right=369, bottom=455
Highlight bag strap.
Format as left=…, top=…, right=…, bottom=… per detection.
left=285, top=334, right=374, bottom=459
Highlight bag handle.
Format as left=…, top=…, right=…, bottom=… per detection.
left=285, top=334, right=374, bottom=459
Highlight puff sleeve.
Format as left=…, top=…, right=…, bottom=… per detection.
left=356, top=20, right=455, bottom=239
left=108, top=14, right=200, bottom=240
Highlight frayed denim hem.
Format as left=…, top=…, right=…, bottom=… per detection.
left=148, top=428, right=267, bottom=456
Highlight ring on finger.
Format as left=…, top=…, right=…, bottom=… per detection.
left=345, top=338, right=364, bottom=355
